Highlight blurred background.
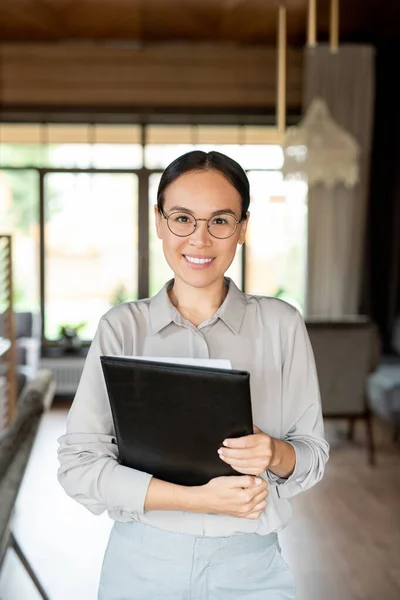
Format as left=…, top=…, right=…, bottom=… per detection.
left=0, top=1, right=399, bottom=599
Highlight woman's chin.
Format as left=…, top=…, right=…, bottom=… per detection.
left=174, top=266, right=224, bottom=289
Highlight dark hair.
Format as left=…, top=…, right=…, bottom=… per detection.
left=157, top=150, right=250, bottom=219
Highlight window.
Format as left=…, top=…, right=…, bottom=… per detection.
left=0, top=122, right=307, bottom=341
left=246, top=172, right=307, bottom=312
left=0, top=169, right=40, bottom=312
left=43, top=172, right=138, bottom=340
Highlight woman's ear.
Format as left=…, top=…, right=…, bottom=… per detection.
left=154, top=205, right=163, bottom=240
left=238, top=211, right=249, bottom=245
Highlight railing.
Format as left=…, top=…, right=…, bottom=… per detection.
left=0, top=234, right=17, bottom=432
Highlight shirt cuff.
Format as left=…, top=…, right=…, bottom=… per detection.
left=104, top=462, right=153, bottom=514
left=266, top=440, right=314, bottom=499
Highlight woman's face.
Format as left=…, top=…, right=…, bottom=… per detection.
left=155, top=170, right=248, bottom=291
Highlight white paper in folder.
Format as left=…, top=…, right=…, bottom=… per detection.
left=109, top=356, right=232, bottom=369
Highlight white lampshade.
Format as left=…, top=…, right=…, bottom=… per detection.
left=282, top=97, right=360, bottom=189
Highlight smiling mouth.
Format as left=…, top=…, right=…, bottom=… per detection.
left=183, top=255, right=215, bottom=265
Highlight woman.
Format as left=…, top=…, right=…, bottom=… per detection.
left=57, top=150, right=329, bottom=600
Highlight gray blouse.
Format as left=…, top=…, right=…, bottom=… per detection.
left=57, top=278, right=329, bottom=537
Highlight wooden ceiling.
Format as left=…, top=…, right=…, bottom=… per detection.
left=0, top=0, right=398, bottom=46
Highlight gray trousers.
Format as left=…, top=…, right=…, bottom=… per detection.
left=98, top=520, right=296, bottom=600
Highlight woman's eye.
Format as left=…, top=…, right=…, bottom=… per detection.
left=213, top=217, right=229, bottom=225
left=174, top=214, right=190, bottom=223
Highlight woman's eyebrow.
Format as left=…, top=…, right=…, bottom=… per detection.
left=168, top=205, right=237, bottom=216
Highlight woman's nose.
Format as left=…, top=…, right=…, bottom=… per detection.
left=188, top=220, right=212, bottom=247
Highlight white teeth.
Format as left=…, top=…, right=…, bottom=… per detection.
left=185, top=256, right=214, bottom=265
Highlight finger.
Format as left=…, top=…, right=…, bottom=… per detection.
left=243, top=512, right=263, bottom=520
left=229, top=475, right=264, bottom=488
left=246, top=495, right=267, bottom=513
left=252, top=487, right=268, bottom=498
left=252, top=499, right=267, bottom=512
left=220, top=455, right=263, bottom=467
left=245, top=500, right=267, bottom=519
left=219, top=455, right=265, bottom=471
left=245, top=489, right=268, bottom=507
left=218, top=447, right=264, bottom=460
left=223, top=435, right=258, bottom=449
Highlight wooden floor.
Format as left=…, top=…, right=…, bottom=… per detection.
left=0, top=405, right=399, bottom=600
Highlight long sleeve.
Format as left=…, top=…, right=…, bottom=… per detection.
left=266, top=310, right=330, bottom=499
left=57, top=316, right=153, bottom=516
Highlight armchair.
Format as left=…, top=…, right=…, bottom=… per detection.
left=305, top=317, right=380, bottom=465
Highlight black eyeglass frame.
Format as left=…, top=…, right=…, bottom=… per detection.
left=160, top=209, right=244, bottom=239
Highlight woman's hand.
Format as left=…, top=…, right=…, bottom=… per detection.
left=217, top=425, right=277, bottom=476
left=145, top=473, right=267, bottom=516
left=199, top=475, right=268, bottom=520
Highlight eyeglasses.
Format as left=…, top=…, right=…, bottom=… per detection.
left=161, top=210, right=242, bottom=239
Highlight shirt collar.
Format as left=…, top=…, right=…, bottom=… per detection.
left=215, top=278, right=247, bottom=334
left=148, top=280, right=176, bottom=335
left=148, top=277, right=247, bottom=336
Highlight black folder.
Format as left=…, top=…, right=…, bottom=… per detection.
left=100, top=356, right=253, bottom=486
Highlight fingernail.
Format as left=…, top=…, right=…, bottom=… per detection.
left=255, top=478, right=263, bottom=485
left=217, top=449, right=223, bottom=455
